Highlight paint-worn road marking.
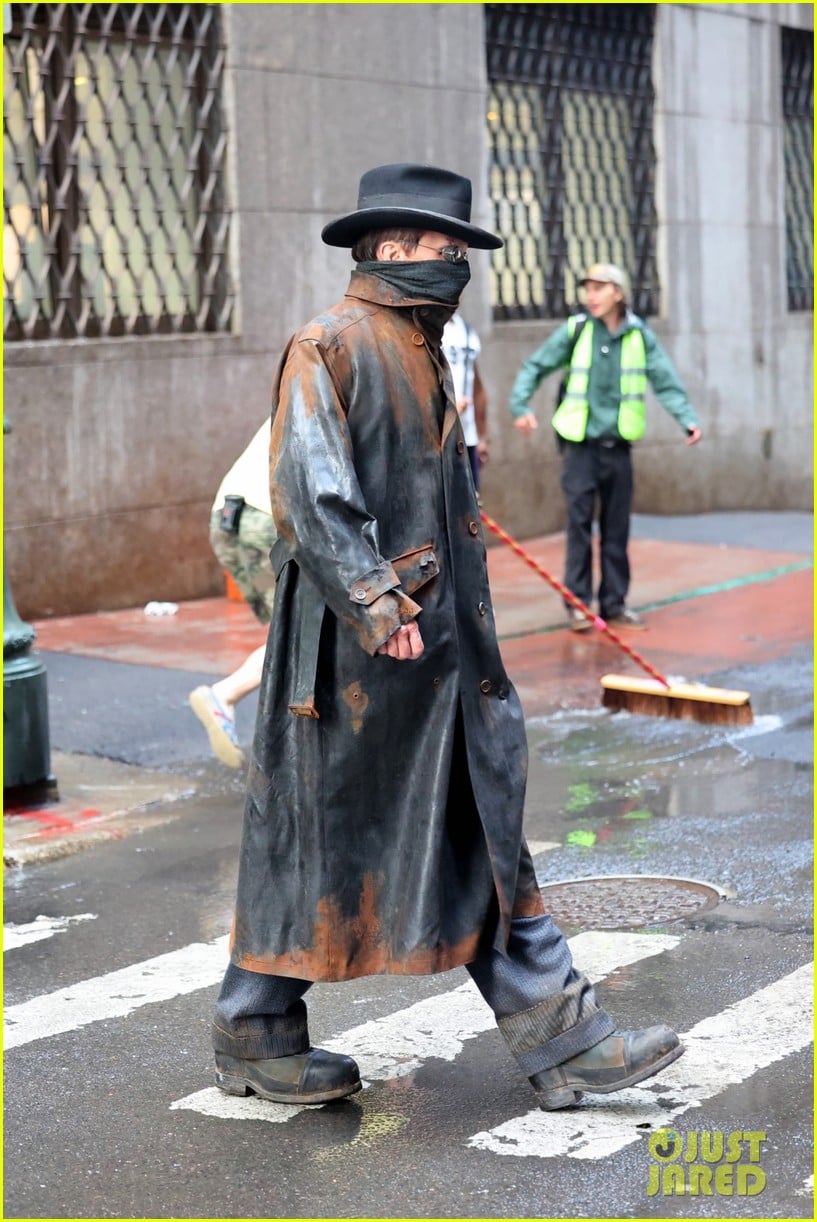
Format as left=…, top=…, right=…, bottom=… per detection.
left=527, top=839, right=560, bottom=856
left=171, top=930, right=680, bottom=1123
left=467, top=961, right=813, bottom=1160
left=3, top=913, right=97, bottom=951
left=3, top=935, right=229, bottom=1049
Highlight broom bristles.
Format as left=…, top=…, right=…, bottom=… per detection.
left=600, top=675, right=754, bottom=726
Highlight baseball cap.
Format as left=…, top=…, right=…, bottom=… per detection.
left=580, top=262, right=627, bottom=289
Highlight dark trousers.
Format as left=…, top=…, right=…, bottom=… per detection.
left=212, top=914, right=614, bottom=1077
left=560, top=440, right=633, bottom=617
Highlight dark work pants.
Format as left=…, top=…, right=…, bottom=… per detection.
left=212, top=915, right=614, bottom=1078
left=560, top=440, right=633, bottom=616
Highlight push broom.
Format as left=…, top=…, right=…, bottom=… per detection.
left=480, top=512, right=753, bottom=726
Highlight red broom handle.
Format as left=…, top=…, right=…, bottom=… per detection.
left=480, top=511, right=671, bottom=690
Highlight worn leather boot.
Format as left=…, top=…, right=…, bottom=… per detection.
left=215, top=1047, right=362, bottom=1104
left=529, top=1025, right=683, bottom=1111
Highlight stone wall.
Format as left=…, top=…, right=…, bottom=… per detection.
left=4, top=3, right=811, bottom=618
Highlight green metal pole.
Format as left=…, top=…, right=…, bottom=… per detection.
left=3, top=417, right=58, bottom=808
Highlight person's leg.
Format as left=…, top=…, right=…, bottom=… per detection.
left=211, top=963, right=361, bottom=1104
left=467, top=914, right=615, bottom=1073
left=213, top=963, right=312, bottom=1058
left=216, top=510, right=277, bottom=706
left=598, top=445, right=633, bottom=618
left=560, top=442, right=597, bottom=610
left=191, top=510, right=274, bottom=766
left=467, top=912, right=682, bottom=1110
left=212, top=644, right=266, bottom=708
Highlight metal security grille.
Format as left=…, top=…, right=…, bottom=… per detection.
left=781, top=27, right=813, bottom=312
left=485, top=3, right=659, bottom=320
left=3, top=3, right=233, bottom=340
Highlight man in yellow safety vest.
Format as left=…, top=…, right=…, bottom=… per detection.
left=510, top=262, right=702, bottom=630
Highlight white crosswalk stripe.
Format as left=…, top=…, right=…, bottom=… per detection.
left=4, top=913, right=97, bottom=951
left=467, top=961, right=813, bottom=1160
left=6, top=919, right=811, bottom=1169
left=3, top=935, right=229, bottom=1050
left=170, top=930, right=680, bottom=1122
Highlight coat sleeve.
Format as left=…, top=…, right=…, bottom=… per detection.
left=642, top=324, right=699, bottom=431
left=269, top=334, right=421, bottom=655
left=508, top=322, right=573, bottom=418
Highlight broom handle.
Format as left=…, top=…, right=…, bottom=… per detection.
left=480, top=511, right=671, bottom=690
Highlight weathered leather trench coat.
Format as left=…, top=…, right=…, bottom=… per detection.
left=230, top=270, right=544, bottom=982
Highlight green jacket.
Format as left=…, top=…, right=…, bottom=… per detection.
left=509, top=310, right=698, bottom=440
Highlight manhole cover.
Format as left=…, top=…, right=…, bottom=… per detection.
left=538, top=875, right=723, bottom=930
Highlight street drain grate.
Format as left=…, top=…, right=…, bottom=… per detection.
left=538, top=875, right=723, bottom=930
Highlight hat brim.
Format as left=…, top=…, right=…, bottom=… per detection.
left=322, top=206, right=503, bottom=250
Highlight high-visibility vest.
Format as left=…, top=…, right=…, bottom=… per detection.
left=552, top=317, right=648, bottom=442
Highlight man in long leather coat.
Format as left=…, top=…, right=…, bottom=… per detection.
left=211, top=164, right=684, bottom=1112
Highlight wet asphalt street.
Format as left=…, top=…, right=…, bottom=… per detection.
left=3, top=514, right=814, bottom=1220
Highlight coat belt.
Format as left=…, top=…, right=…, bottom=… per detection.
left=271, top=537, right=324, bottom=719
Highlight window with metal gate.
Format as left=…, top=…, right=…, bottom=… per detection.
left=3, top=3, right=234, bottom=340
left=781, top=26, right=813, bottom=313
left=485, top=3, right=659, bottom=321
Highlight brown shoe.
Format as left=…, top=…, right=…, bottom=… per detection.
left=215, top=1047, right=362, bottom=1104
left=529, top=1025, right=683, bottom=1111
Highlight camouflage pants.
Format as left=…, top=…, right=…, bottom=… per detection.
left=210, top=505, right=277, bottom=625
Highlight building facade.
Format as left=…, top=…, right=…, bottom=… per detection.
left=3, top=2, right=813, bottom=617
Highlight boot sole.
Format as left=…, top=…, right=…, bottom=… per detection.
left=536, top=1042, right=685, bottom=1111
left=215, top=1068, right=362, bottom=1105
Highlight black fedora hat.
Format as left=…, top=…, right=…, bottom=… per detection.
left=321, top=163, right=503, bottom=250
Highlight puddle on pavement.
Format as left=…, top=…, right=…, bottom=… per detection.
left=525, top=700, right=811, bottom=853
left=528, top=707, right=787, bottom=771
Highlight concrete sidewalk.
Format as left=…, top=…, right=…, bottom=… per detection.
left=4, top=511, right=812, bottom=866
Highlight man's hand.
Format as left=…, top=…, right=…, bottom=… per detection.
left=685, top=425, right=702, bottom=446
left=477, top=439, right=490, bottom=466
left=456, top=395, right=470, bottom=415
left=513, top=411, right=538, bottom=434
left=377, top=621, right=424, bottom=660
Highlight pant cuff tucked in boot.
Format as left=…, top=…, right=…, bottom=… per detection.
left=498, top=989, right=616, bottom=1075
left=211, top=999, right=309, bottom=1060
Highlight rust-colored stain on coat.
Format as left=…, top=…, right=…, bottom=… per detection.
left=342, top=680, right=369, bottom=733
left=232, top=872, right=486, bottom=981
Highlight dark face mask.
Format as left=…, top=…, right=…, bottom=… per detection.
left=357, top=258, right=471, bottom=305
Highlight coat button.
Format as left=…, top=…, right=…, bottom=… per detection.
left=478, top=601, right=486, bottom=616
left=480, top=679, right=492, bottom=693
left=411, top=332, right=425, bottom=346
left=457, top=440, right=465, bottom=454
left=354, top=588, right=367, bottom=600
left=433, top=676, right=441, bottom=687
left=468, top=521, right=479, bottom=535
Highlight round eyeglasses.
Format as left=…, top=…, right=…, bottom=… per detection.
left=416, top=243, right=469, bottom=264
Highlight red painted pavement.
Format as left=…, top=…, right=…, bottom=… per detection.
left=30, top=533, right=812, bottom=719
left=503, top=567, right=812, bottom=716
